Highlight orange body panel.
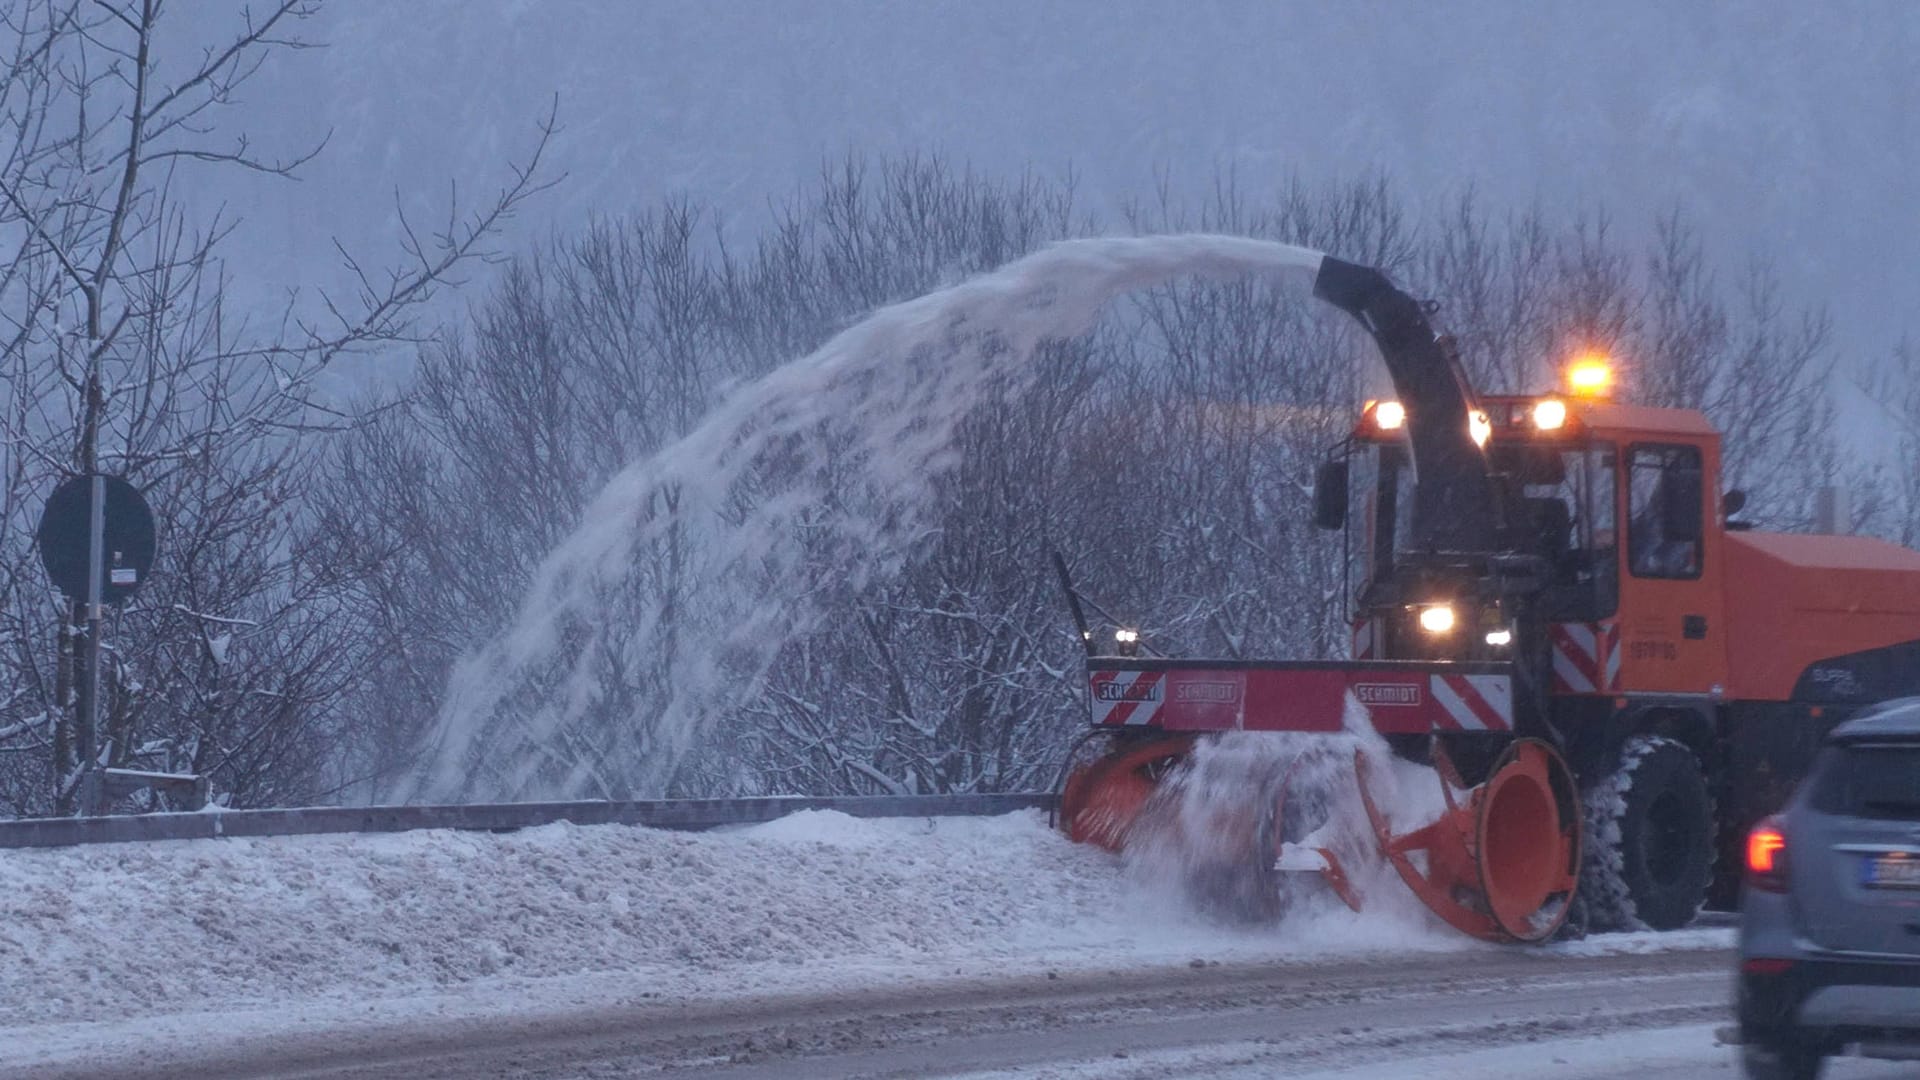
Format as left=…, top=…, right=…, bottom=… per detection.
left=1572, top=401, right=1718, bottom=439
left=1359, top=394, right=1920, bottom=706
left=1577, top=408, right=1730, bottom=696
left=1720, top=531, right=1920, bottom=701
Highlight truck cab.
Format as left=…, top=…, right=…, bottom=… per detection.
left=1347, top=380, right=1729, bottom=701
left=1340, top=357, right=1920, bottom=917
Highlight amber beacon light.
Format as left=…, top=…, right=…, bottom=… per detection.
left=1566, top=354, right=1614, bottom=398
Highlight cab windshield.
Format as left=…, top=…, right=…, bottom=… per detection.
left=1368, top=440, right=1618, bottom=621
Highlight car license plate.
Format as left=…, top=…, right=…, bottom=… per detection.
left=1865, top=853, right=1920, bottom=889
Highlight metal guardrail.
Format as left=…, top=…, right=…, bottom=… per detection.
left=0, top=793, right=1059, bottom=850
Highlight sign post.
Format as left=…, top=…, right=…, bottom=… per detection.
left=80, top=474, right=105, bottom=813
left=37, top=474, right=156, bottom=815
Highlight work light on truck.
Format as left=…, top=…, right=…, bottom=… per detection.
left=1470, top=409, right=1491, bottom=447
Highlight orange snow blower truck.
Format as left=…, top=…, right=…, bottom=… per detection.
left=1056, top=255, right=1920, bottom=942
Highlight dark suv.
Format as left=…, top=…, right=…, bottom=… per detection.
left=1737, top=698, right=1920, bottom=1078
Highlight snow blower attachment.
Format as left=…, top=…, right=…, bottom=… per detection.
left=1054, top=253, right=1586, bottom=943
left=1056, top=659, right=1581, bottom=942
left=1356, top=736, right=1579, bottom=941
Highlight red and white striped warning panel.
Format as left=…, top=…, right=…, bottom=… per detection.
left=1350, top=618, right=1377, bottom=660
left=1088, top=663, right=1513, bottom=735
left=1087, top=668, right=1167, bottom=726
left=1550, top=621, right=1621, bottom=694
left=1428, top=673, right=1515, bottom=731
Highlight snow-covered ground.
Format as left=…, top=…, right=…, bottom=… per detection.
left=0, top=809, right=1730, bottom=1074
left=955, top=1024, right=1919, bottom=1080
left=0, top=810, right=1425, bottom=1025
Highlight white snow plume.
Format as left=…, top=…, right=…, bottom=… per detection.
left=412, top=235, right=1324, bottom=802
left=1121, top=699, right=1457, bottom=943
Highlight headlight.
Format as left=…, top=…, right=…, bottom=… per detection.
left=1469, top=409, right=1491, bottom=447
left=1114, top=628, right=1138, bottom=644
left=1375, top=400, right=1406, bottom=430
left=1485, top=628, right=1513, bottom=647
left=1533, top=399, right=1568, bottom=430
left=1418, top=605, right=1456, bottom=634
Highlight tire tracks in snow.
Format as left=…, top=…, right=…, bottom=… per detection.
left=15, top=945, right=1733, bottom=1079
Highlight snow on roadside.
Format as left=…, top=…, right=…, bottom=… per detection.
left=0, top=807, right=1726, bottom=1040
left=1548, top=924, right=1735, bottom=957
left=949, top=1024, right=1751, bottom=1080
left=0, top=810, right=1063, bottom=1026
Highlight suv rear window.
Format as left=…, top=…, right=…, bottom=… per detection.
left=1811, top=746, right=1920, bottom=820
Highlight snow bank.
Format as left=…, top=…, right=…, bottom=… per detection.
left=0, top=809, right=1416, bottom=1029
left=0, top=805, right=1726, bottom=1038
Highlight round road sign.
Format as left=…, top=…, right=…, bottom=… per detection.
left=36, top=474, right=157, bottom=605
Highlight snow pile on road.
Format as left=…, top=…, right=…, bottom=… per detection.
left=1, top=807, right=1463, bottom=1030
left=0, top=798, right=1729, bottom=1047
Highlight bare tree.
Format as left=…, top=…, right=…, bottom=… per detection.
left=1857, top=336, right=1920, bottom=543
left=317, top=205, right=733, bottom=800
left=1421, top=200, right=1841, bottom=529
left=1421, top=190, right=1555, bottom=393
left=0, top=0, right=554, bottom=814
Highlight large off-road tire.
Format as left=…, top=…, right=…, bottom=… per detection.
left=1580, top=734, right=1714, bottom=931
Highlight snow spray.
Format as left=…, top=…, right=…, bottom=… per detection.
left=1122, top=700, right=1459, bottom=938
left=412, top=235, right=1325, bottom=803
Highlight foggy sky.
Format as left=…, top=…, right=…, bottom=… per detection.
left=184, top=1, right=1916, bottom=409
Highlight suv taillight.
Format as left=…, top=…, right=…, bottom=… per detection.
left=1747, top=818, right=1789, bottom=892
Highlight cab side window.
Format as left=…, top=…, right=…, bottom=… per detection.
left=1627, top=444, right=1704, bottom=579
